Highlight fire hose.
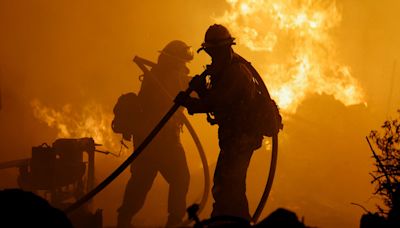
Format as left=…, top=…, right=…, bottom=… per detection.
left=249, top=55, right=280, bottom=223
left=187, top=54, right=280, bottom=225
left=65, top=58, right=279, bottom=225
left=251, top=133, right=278, bottom=223
left=181, top=117, right=211, bottom=224
left=187, top=134, right=278, bottom=226
left=133, top=55, right=278, bottom=223
left=65, top=67, right=210, bottom=214
left=134, top=56, right=210, bottom=220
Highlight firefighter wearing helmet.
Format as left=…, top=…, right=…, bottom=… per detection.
left=176, top=24, right=274, bottom=224
left=117, top=40, right=193, bottom=228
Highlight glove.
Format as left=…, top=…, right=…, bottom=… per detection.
left=174, top=91, right=189, bottom=106
left=189, top=74, right=205, bottom=91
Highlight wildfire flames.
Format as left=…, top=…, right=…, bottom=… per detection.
left=31, top=99, right=120, bottom=151
left=216, top=0, right=365, bottom=114
left=30, top=0, right=365, bottom=146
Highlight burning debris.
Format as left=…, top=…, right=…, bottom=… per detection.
left=30, top=99, right=122, bottom=153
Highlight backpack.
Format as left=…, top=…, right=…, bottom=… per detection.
left=111, top=92, right=144, bottom=141
left=238, top=56, right=283, bottom=137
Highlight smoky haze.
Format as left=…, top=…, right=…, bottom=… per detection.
left=0, top=0, right=399, bottom=227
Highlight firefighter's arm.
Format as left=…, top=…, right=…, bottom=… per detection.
left=189, top=74, right=208, bottom=97
left=174, top=92, right=211, bottom=114
left=176, top=65, right=249, bottom=113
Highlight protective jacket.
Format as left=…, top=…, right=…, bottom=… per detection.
left=137, top=62, right=189, bottom=140
left=185, top=53, right=265, bottom=148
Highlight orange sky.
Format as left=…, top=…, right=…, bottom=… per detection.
left=1, top=1, right=400, bottom=227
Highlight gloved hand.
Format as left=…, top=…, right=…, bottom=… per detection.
left=189, top=74, right=205, bottom=90
left=174, top=91, right=189, bottom=106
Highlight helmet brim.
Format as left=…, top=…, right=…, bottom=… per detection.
left=197, top=38, right=236, bottom=53
left=158, top=49, right=194, bottom=62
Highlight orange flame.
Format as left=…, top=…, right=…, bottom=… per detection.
left=31, top=99, right=120, bottom=151
left=216, top=0, right=365, bottom=114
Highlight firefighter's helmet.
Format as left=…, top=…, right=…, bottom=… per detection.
left=198, top=24, right=236, bottom=52
left=158, top=40, right=194, bottom=63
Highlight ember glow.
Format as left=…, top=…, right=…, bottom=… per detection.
left=31, top=99, right=119, bottom=150
left=216, top=0, right=365, bottom=114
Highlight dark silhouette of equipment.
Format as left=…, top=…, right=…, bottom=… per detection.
left=18, top=138, right=97, bottom=207
left=0, top=137, right=104, bottom=228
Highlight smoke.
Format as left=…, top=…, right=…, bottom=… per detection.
left=0, top=0, right=400, bottom=227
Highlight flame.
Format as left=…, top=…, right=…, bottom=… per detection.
left=216, top=0, right=365, bottom=114
left=31, top=99, right=120, bottom=151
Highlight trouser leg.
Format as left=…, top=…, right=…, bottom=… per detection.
left=159, top=143, right=190, bottom=227
left=117, top=162, right=158, bottom=228
left=211, top=136, right=255, bottom=221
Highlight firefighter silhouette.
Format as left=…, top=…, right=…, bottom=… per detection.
left=114, top=40, right=193, bottom=227
left=176, top=24, right=281, bottom=223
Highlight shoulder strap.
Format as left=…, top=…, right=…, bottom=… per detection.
left=133, top=56, right=170, bottom=99
left=235, top=55, right=272, bottom=100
